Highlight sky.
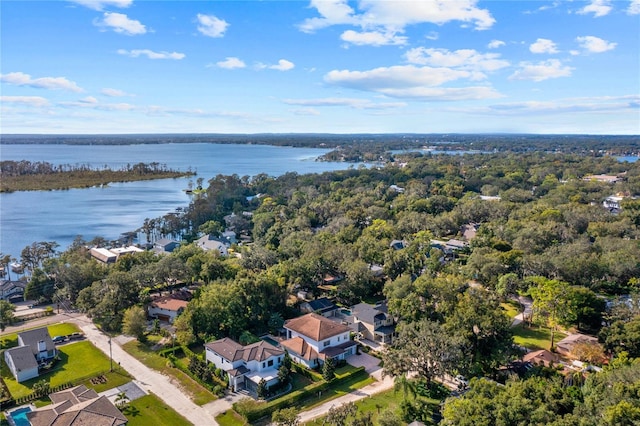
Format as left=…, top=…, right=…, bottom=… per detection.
left=1, top=0, right=639, bottom=135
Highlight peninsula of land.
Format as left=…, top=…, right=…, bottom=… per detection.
left=0, top=160, right=194, bottom=192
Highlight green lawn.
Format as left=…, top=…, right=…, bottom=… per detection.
left=121, top=340, right=216, bottom=405
left=304, top=387, right=440, bottom=426
left=500, top=301, right=520, bottom=320
left=216, top=410, right=249, bottom=426
left=0, top=323, right=80, bottom=349
left=512, top=324, right=567, bottom=351
left=122, top=393, right=191, bottom=426
left=2, top=340, right=113, bottom=399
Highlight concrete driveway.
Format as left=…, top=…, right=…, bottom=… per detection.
left=347, top=352, right=383, bottom=379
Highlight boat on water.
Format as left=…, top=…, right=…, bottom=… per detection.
left=10, top=262, right=24, bottom=274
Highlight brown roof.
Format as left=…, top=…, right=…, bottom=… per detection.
left=523, top=349, right=558, bottom=367
left=204, top=338, right=284, bottom=363
left=280, top=337, right=319, bottom=361
left=284, top=313, right=351, bottom=341
left=150, top=297, right=188, bottom=312
left=27, top=386, right=126, bottom=426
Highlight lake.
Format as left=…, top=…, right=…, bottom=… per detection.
left=0, top=143, right=356, bottom=258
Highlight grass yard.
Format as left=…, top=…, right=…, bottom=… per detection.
left=122, top=393, right=191, bottom=426
left=500, top=301, right=520, bottom=320
left=512, top=324, right=567, bottom=351
left=0, top=323, right=80, bottom=349
left=2, top=340, right=113, bottom=399
left=216, top=409, right=249, bottom=426
left=121, top=340, right=216, bottom=405
left=304, top=387, right=440, bottom=426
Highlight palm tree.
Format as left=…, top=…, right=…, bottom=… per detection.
left=115, top=391, right=129, bottom=408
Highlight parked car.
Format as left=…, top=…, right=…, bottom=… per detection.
left=52, top=336, right=66, bottom=344
left=68, top=332, right=84, bottom=340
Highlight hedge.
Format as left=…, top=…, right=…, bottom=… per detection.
left=234, top=366, right=366, bottom=422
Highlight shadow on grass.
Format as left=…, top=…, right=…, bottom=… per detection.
left=123, top=405, right=141, bottom=417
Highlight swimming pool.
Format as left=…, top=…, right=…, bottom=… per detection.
left=260, top=336, right=280, bottom=347
left=7, top=406, right=32, bottom=426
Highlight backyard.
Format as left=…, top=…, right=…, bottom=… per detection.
left=122, top=393, right=192, bottom=426
left=2, top=340, right=115, bottom=399
left=512, top=324, right=567, bottom=351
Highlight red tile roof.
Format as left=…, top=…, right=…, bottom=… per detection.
left=284, top=313, right=351, bottom=341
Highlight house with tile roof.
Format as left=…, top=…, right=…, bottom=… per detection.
left=148, top=295, right=189, bottom=323
left=26, top=384, right=127, bottom=426
left=281, top=313, right=357, bottom=368
left=204, top=338, right=285, bottom=393
left=4, top=327, right=57, bottom=382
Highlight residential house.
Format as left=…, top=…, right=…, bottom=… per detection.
left=0, top=280, right=26, bottom=302
left=148, top=295, right=189, bottom=323
left=556, top=333, right=599, bottom=358
left=26, top=384, right=127, bottom=426
left=523, top=349, right=559, bottom=368
left=281, top=313, right=357, bottom=368
left=583, top=174, right=623, bottom=183
left=300, top=297, right=339, bottom=317
left=153, top=238, right=180, bottom=254
left=195, top=234, right=229, bottom=256
left=204, top=338, right=284, bottom=393
left=346, top=302, right=396, bottom=345
left=389, top=240, right=408, bottom=250
left=89, top=248, right=117, bottom=264
left=110, top=246, right=144, bottom=257
left=4, top=327, right=57, bottom=382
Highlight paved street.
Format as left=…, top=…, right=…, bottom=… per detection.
left=70, top=316, right=218, bottom=426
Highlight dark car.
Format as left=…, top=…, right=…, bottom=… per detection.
left=68, top=332, right=84, bottom=340
left=52, top=336, right=66, bottom=344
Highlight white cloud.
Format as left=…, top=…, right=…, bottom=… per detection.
left=578, top=0, right=612, bottom=17
left=576, top=36, right=617, bottom=53
left=426, top=31, right=439, bottom=41
left=101, top=88, right=132, bottom=97
left=94, top=12, right=146, bottom=35
left=488, top=40, right=505, bottom=49
left=299, top=0, right=495, bottom=47
left=282, top=97, right=406, bottom=110
left=340, top=30, right=407, bottom=46
left=0, top=72, right=84, bottom=92
left=196, top=14, right=229, bottom=38
left=405, top=48, right=509, bottom=74
left=216, top=57, right=246, bottom=69
left=324, top=65, right=502, bottom=100
left=629, top=0, right=640, bottom=14
left=0, top=96, right=50, bottom=107
left=465, top=95, right=640, bottom=115
left=68, top=0, right=132, bottom=10
left=509, top=59, right=573, bottom=82
left=117, top=49, right=185, bottom=60
left=79, top=96, right=98, bottom=104
left=258, top=59, right=295, bottom=71
left=530, top=38, right=558, bottom=54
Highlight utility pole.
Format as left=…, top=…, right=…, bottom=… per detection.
left=109, top=336, right=113, bottom=372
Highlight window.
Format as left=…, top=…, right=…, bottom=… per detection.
left=323, top=340, right=330, bottom=347
left=268, top=360, right=274, bottom=367
left=337, top=336, right=340, bottom=342
left=262, top=362, right=265, bottom=368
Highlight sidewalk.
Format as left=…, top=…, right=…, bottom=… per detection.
left=71, top=316, right=218, bottom=426
left=297, top=374, right=394, bottom=423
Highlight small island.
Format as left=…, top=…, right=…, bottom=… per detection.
left=0, top=160, right=194, bottom=192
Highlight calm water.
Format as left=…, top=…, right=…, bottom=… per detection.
left=0, top=143, right=355, bottom=258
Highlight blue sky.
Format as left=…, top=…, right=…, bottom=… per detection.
left=1, top=0, right=639, bottom=134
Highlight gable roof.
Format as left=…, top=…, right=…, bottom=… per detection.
left=18, top=327, right=55, bottom=355
left=284, top=313, right=351, bottom=341
left=5, top=345, right=38, bottom=372
left=523, top=349, right=558, bottom=367
left=27, top=386, right=127, bottom=426
left=301, top=297, right=338, bottom=314
left=351, top=303, right=387, bottom=326
left=205, top=338, right=284, bottom=363
left=280, top=337, right=319, bottom=361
